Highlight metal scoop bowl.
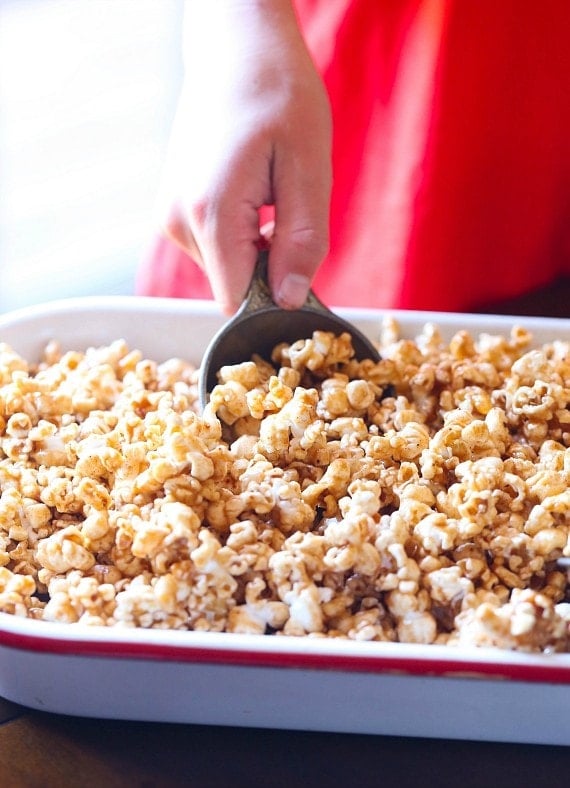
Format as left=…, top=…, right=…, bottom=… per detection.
left=199, top=250, right=380, bottom=408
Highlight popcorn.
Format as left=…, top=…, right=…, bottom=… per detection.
left=0, top=322, right=568, bottom=653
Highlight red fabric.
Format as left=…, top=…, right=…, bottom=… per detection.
left=137, top=0, right=570, bottom=311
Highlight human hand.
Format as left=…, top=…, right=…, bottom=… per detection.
left=158, top=0, right=332, bottom=314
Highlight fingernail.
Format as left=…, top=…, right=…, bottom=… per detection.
left=277, top=274, right=311, bottom=309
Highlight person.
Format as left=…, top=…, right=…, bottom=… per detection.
left=136, top=0, right=570, bottom=317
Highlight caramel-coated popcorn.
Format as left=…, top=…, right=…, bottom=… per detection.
left=0, top=320, right=569, bottom=654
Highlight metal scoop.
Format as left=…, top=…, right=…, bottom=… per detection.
left=199, top=250, right=380, bottom=408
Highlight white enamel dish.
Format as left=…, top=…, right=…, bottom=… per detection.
left=0, top=297, right=569, bottom=745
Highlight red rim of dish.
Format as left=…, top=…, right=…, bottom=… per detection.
left=2, top=627, right=570, bottom=684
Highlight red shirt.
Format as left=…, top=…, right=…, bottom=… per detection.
left=138, top=0, right=570, bottom=311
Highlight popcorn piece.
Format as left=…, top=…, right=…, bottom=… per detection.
left=36, top=526, right=96, bottom=574
left=0, top=567, right=36, bottom=616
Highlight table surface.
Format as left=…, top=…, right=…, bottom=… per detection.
left=1, top=284, right=569, bottom=786
left=1, top=698, right=569, bottom=788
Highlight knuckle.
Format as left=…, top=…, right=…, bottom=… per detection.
left=289, top=226, right=329, bottom=263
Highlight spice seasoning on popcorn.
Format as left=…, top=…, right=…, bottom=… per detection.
left=0, top=320, right=569, bottom=652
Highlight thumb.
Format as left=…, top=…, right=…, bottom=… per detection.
left=267, top=148, right=332, bottom=310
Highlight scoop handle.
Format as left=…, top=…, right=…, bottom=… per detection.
left=243, top=250, right=330, bottom=317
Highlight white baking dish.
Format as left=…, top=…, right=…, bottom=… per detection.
left=0, top=296, right=569, bottom=745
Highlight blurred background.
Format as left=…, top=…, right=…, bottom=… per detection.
left=0, top=0, right=184, bottom=313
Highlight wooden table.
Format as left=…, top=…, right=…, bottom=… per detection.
left=1, top=283, right=569, bottom=786
left=1, top=696, right=569, bottom=788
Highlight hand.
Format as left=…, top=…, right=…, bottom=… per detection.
left=158, top=0, right=332, bottom=314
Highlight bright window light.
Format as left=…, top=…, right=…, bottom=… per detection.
left=0, top=0, right=183, bottom=312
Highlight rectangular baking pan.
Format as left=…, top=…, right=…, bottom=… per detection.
left=0, top=296, right=568, bottom=745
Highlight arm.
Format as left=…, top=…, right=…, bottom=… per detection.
left=158, top=0, right=332, bottom=314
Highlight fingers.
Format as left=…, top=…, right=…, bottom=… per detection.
left=159, top=147, right=265, bottom=315
left=267, top=128, right=332, bottom=309
left=163, top=204, right=262, bottom=316
left=161, top=150, right=331, bottom=315
left=191, top=196, right=262, bottom=315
